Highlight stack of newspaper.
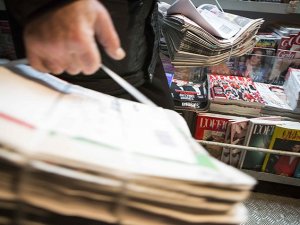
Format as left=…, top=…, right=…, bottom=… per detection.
left=159, top=0, right=264, bottom=67
left=0, top=65, right=256, bottom=225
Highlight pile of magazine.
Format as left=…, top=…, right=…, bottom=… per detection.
left=206, top=73, right=300, bottom=119
left=0, top=65, right=257, bottom=224
left=193, top=111, right=300, bottom=177
left=207, top=74, right=265, bottom=117
left=159, top=0, right=264, bottom=67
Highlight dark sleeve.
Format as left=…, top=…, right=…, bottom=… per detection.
left=4, top=0, right=73, bottom=26
left=4, top=0, right=73, bottom=58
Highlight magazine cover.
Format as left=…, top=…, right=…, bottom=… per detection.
left=293, top=162, right=300, bottom=178
left=291, top=32, right=300, bottom=52
left=170, top=78, right=208, bottom=109
left=244, top=48, right=276, bottom=83
left=160, top=54, right=209, bottom=109
left=229, top=120, right=249, bottom=168
left=240, top=120, right=281, bottom=171
left=255, top=32, right=281, bottom=49
left=254, top=82, right=292, bottom=110
left=208, top=56, right=247, bottom=76
left=174, top=66, right=207, bottom=81
left=194, top=113, right=240, bottom=160
left=268, top=50, right=300, bottom=85
left=221, top=121, right=234, bottom=165
left=170, top=67, right=208, bottom=109
left=262, top=125, right=300, bottom=177
left=283, top=68, right=300, bottom=110
left=208, top=48, right=276, bottom=83
left=209, top=74, right=264, bottom=105
left=221, top=120, right=249, bottom=167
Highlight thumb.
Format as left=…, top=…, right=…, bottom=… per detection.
left=94, top=3, right=125, bottom=60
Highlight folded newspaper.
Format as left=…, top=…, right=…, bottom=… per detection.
left=159, top=0, right=264, bottom=66
left=0, top=65, right=256, bottom=224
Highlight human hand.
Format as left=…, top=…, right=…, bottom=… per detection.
left=24, top=0, right=125, bottom=75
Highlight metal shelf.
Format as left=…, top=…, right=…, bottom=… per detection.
left=162, top=0, right=300, bottom=14
left=196, top=140, right=300, bottom=187
left=242, top=169, right=300, bottom=186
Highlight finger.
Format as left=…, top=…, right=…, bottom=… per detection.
left=78, top=40, right=102, bottom=75
left=41, top=58, right=64, bottom=75
left=94, top=3, right=125, bottom=60
left=26, top=41, right=65, bottom=75
left=65, top=53, right=82, bottom=75
left=27, top=53, right=49, bottom=73
left=64, top=26, right=101, bottom=75
left=25, top=41, right=50, bottom=73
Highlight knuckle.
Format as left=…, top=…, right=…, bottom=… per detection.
left=52, top=68, right=64, bottom=75
left=83, top=63, right=101, bottom=75
left=68, top=28, right=91, bottom=46
left=43, top=61, right=61, bottom=74
left=82, top=61, right=95, bottom=74
left=66, top=66, right=81, bottom=75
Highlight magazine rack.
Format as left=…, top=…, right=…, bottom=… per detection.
left=208, top=52, right=300, bottom=86
left=197, top=140, right=300, bottom=187
left=163, top=0, right=300, bottom=186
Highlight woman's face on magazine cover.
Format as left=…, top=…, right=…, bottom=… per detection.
left=249, top=50, right=263, bottom=66
left=292, top=144, right=300, bottom=153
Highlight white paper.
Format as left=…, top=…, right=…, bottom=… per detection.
left=0, top=65, right=256, bottom=189
left=167, top=0, right=240, bottom=39
left=0, top=67, right=61, bottom=127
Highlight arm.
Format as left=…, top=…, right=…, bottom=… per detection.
left=5, top=0, right=125, bottom=75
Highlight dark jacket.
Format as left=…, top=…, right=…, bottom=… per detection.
left=5, top=0, right=174, bottom=109
left=4, top=0, right=158, bottom=95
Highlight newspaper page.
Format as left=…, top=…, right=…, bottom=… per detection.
left=167, top=0, right=240, bottom=39
left=0, top=65, right=256, bottom=187
left=0, top=65, right=257, bottom=225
